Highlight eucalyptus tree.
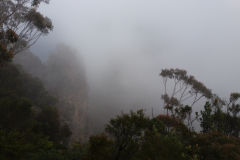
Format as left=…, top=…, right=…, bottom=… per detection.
left=159, top=68, right=212, bottom=129
left=200, top=92, right=240, bottom=137
left=0, top=0, right=53, bottom=63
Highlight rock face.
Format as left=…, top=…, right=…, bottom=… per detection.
left=14, top=45, right=89, bottom=142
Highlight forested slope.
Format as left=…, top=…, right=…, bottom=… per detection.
left=14, top=45, right=89, bottom=142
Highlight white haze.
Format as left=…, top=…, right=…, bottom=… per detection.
left=31, top=0, right=240, bottom=129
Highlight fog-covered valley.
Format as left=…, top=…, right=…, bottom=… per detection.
left=28, top=0, right=240, bottom=133
left=2, top=0, right=240, bottom=159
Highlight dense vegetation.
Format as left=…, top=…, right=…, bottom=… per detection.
left=1, top=1, right=240, bottom=159
left=0, top=63, right=71, bottom=159
left=0, top=63, right=240, bottom=160
left=14, top=46, right=88, bottom=142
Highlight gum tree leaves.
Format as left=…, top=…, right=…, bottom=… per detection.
left=160, top=68, right=212, bottom=128
left=0, top=0, right=53, bottom=63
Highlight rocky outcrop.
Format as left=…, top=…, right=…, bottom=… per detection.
left=14, top=45, right=89, bottom=142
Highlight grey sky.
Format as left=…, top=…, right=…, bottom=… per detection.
left=32, top=0, right=240, bottom=118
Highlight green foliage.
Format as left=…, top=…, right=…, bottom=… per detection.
left=200, top=102, right=213, bottom=133
left=0, top=130, right=58, bottom=160
left=0, top=63, right=71, bottom=160
left=105, top=110, right=150, bottom=160
left=35, top=106, right=62, bottom=143
left=0, top=97, right=32, bottom=131
left=0, top=0, right=53, bottom=63
left=156, top=114, right=192, bottom=140
left=80, top=69, right=240, bottom=160
left=84, top=110, right=198, bottom=160
left=65, top=142, right=88, bottom=160
left=85, top=109, right=240, bottom=160
left=1, top=63, right=240, bottom=160
left=137, top=130, right=188, bottom=160
left=0, top=63, right=56, bottom=107
left=200, top=97, right=240, bottom=137
left=87, top=134, right=114, bottom=160
left=194, top=132, right=240, bottom=160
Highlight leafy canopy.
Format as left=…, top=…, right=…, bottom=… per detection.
left=0, top=0, right=53, bottom=63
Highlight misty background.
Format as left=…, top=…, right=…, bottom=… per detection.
left=28, top=0, right=240, bottom=133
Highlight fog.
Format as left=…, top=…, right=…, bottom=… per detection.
left=31, top=0, right=240, bottom=132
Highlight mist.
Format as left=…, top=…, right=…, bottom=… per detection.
left=30, top=0, right=240, bottom=132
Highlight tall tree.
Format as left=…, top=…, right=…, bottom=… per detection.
left=200, top=93, right=240, bottom=137
left=160, top=68, right=212, bottom=129
left=0, top=0, right=53, bottom=63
